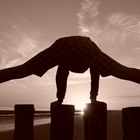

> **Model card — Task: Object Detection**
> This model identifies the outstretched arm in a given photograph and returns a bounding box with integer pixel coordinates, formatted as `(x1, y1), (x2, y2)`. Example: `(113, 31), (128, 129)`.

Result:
(90, 67), (100, 102)
(56, 65), (69, 103)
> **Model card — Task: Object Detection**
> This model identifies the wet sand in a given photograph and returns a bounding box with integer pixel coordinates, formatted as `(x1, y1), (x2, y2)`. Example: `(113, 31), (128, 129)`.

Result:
(0, 111), (122, 140)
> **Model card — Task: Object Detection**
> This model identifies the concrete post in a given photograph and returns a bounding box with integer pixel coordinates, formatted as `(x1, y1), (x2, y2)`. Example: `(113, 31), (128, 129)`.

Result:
(50, 103), (75, 140)
(13, 104), (34, 140)
(122, 107), (140, 140)
(83, 101), (107, 140)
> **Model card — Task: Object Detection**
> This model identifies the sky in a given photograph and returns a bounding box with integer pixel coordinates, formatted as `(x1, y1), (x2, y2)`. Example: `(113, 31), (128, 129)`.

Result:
(0, 0), (139, 110)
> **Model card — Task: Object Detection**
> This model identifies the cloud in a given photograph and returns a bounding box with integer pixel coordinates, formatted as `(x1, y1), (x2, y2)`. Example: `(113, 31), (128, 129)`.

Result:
(78, 0), (140, 42)
(0, 26), (41, 68)
(106, 12), (140, 35)
(77, 0), (140, 66)
(0, 1), (43, 68)
(77, 0), (101, 36)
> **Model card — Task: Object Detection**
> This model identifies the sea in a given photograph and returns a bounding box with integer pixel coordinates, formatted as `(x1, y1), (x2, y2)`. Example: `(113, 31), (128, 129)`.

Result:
(0, 110), (82, 132)
(0, 111), (51, 132)
(0, 110), (123, 140)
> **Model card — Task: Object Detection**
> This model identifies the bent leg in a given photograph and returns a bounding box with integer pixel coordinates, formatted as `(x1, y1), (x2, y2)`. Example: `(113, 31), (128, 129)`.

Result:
(111, 64), (140, 84)
(0, 64), (32, 83)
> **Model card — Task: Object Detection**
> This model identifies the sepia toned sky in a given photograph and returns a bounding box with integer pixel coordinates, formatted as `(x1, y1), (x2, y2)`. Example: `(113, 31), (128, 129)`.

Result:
(0, 0), (139, 110)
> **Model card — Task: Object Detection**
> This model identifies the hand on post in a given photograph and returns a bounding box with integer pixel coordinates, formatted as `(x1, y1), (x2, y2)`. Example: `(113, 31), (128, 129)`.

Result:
(90, 91), (97, 103)
(51, 98), (63, 106)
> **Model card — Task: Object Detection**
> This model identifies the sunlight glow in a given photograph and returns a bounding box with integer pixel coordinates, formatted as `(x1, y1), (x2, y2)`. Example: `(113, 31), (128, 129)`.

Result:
(74, 98), (89, 112)
(80, 110), (84, 115)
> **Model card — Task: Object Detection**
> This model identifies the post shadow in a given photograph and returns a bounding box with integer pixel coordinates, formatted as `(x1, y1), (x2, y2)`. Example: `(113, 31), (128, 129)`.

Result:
(50, 103), (75, 140)
(13, 104), (35, 140)
(83, 101), (107, 140)
(122, 107), (140, 140)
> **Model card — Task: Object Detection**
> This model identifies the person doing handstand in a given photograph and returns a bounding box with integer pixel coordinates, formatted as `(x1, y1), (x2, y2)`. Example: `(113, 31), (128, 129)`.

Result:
(0, 36), (139, 103)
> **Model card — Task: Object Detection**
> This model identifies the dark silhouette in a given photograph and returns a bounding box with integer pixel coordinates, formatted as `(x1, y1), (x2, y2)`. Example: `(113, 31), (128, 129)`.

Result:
(14, 104), (34, 140)
(84, 102), (107, 140)
(122, 107), (140, 140)
(0, 36), (139, 103)
(50, 103), (75, 140)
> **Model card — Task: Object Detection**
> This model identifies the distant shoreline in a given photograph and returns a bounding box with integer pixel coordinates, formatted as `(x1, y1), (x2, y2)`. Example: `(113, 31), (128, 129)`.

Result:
(0, 110), (50, 114)
(0, 111), (123, 140)
(0, 109), (122, 114)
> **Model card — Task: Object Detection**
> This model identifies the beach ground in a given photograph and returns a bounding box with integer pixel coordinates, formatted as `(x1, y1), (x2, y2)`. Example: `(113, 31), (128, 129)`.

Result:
(0, 111), (122, 140)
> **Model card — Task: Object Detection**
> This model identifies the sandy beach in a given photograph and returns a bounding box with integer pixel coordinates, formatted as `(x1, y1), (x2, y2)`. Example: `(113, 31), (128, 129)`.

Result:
(0, 124), (50, 140)
(0, 111), (122, 140)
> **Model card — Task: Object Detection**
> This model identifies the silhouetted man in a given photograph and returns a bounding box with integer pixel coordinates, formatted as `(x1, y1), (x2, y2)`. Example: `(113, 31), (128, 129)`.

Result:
(0, 36), (139, 103)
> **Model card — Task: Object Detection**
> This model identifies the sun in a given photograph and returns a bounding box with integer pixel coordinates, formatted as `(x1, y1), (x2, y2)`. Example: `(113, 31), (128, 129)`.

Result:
(73, 98), (90, 114)
(64, 90), (90, 114)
